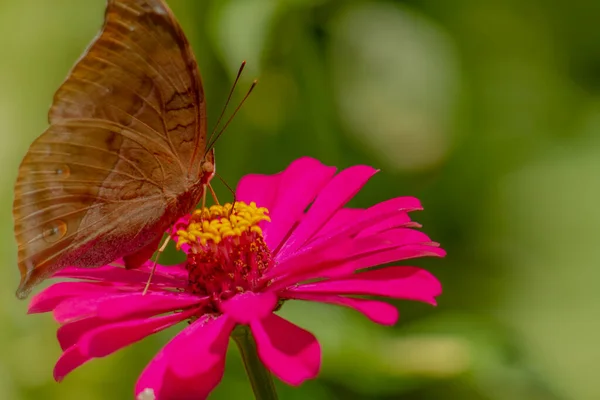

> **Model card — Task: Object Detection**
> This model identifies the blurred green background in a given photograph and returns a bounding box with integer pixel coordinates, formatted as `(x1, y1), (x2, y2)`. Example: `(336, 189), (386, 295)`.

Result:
(0, 0), (598, 399)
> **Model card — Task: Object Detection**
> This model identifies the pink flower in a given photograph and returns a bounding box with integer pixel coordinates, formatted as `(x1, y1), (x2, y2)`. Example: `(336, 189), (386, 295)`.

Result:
(28, 157), (445, 399)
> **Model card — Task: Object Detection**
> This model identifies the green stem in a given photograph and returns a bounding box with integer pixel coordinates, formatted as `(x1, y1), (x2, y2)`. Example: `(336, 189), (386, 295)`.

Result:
(232, 325), (279, 400)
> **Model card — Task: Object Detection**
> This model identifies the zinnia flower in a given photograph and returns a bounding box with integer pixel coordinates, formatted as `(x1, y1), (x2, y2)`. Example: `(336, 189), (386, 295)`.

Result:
(28, 157), (445, 399)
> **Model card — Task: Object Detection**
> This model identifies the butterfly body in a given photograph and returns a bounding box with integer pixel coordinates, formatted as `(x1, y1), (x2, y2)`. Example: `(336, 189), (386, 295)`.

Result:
(13, 0), (213, 298)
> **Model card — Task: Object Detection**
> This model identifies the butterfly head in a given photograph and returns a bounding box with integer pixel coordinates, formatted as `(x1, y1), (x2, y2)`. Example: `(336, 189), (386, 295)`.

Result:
(200, 148), (216, 185)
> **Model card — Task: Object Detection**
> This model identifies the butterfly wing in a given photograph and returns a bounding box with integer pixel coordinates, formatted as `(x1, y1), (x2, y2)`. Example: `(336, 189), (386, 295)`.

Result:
(50, 0), (208, 176)
(13, 0), (208, 298)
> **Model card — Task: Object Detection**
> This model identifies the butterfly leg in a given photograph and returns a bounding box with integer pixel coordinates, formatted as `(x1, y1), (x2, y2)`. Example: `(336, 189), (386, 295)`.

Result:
(208, 183), (220, 205)
(142, 234), (172, 295)
(199, 184), (208, 222)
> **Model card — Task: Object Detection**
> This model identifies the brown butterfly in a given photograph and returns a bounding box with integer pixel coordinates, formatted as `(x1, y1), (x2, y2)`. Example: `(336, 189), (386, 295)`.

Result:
(13, 0), (216, 299)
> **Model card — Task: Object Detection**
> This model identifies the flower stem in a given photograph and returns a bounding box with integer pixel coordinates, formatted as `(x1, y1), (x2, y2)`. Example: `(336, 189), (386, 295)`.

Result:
(232, 325), (278, 400)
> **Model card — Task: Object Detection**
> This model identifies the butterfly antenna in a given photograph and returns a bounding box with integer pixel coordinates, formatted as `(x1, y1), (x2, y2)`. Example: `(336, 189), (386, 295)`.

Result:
(215, 172), (237, 217)
(205, 79), (258, 156)
(207, 61), (247, 145)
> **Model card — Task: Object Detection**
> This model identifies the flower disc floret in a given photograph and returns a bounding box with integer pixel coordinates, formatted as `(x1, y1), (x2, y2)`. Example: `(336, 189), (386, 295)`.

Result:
(175, 202), (273, 299)
(176, 202), (270, 247)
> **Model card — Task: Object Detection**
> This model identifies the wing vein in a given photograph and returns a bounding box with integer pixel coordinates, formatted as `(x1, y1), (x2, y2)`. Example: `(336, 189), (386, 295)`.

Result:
(38, 139), (162, 186)
(15, 194), (163, 238)
(77, 57), (165, 119)
(19, 201), (146, 268)
(105, 104), (182, 177)
(56, 118), (178, 173)
(119, 14), (191, 97)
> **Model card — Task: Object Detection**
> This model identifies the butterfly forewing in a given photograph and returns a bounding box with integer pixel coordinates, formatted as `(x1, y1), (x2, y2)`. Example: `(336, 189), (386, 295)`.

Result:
(13, 0), (209, 298)
(51, 0), (207, 177)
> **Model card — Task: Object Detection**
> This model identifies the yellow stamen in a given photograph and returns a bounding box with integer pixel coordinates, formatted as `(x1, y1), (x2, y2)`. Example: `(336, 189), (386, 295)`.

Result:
(177, 202), (270, 248)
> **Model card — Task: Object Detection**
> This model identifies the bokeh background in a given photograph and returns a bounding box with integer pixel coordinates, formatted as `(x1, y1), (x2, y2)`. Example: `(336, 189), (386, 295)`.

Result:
(0, 0), (598, 399)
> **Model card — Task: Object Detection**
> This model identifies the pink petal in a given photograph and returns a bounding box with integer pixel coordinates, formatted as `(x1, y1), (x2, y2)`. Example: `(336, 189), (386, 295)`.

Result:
(276, 165), (378, 260)
(270, 196), (424, 269)
(135, 315), (233, 399)
(53, 290), (203, 325)
(284, 293), (399, 326)
(94, 292), (206, 320)
(54, 312), (190, 381)
(317, 244), (446, 280)
(261, 157), (337, 252)
(137, 262), (189, 281)
(54, 292), (206, 323)
(54, 345), (88, 381)
(314, 208), (363, 238)
(166, 315), (234, 378)
(356, 213), (418, 237)
(80, 311), (192, 358)
(54, 265), (185, 287)
(220, 291), (278, 324)
(58, 317), (104, 350)
(29, 282), (121, 314)
(236, 173), (283, 210)
(300, 228), (434, 267)
(317, 196), (423, 244)
(287, 266), (442, 305)
(310, 209), (419, 244)
(53, 293), (124, 324)
(270, 240), (445, 291)
(268, 228), (440, 288)
(140, 359), (225, 400)
(250, 313), (321, 386)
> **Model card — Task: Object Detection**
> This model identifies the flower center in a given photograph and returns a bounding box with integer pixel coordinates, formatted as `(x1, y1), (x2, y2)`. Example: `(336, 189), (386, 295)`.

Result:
(176, 202), (273, 302)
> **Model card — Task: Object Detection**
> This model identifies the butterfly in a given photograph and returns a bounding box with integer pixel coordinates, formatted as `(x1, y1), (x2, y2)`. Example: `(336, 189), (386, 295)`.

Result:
(13, 0), (216, 299)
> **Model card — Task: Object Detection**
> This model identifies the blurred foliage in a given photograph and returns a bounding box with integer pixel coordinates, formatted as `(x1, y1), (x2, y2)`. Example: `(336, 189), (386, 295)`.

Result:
(0, 0), (598, 399)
